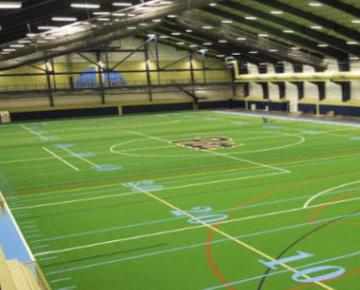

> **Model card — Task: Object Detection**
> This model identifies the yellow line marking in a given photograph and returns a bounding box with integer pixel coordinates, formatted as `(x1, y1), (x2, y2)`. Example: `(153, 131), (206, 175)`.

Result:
(128, 130), (290, 174)
(43, 147), (79, 171)
(132, 185), (335, 290)
(57, 145), (99, 168)
(33, 195), (360, 257)
(12, 172), (284, 211)
(304, 180), (360, 208)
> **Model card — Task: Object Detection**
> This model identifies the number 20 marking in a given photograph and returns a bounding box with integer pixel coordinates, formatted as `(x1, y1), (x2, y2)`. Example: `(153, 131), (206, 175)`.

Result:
(170, 206), (228, 224)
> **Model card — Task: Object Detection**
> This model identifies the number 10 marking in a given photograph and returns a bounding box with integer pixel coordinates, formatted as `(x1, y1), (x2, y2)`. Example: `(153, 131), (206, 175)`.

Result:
(259, 251), (345, 284)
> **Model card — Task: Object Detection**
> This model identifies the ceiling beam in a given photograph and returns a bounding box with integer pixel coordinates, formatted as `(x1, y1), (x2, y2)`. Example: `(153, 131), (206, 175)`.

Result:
(154, 26), (270, 65)
(254, 0), (360, 46)
(319, 0), (360, 19)
(202, 6), (342, 59)
(178, 11), (327, 69)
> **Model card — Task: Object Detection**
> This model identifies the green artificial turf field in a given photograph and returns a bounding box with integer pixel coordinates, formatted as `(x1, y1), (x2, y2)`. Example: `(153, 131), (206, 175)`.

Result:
(0, 110), (359, 290)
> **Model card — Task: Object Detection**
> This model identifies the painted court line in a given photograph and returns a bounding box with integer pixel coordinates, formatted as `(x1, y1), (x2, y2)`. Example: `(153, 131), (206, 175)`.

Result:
(11, 171), (284, 211)
(29, 193), (314, 243)
(128, 186), (335, 290)
(207, 149), (290, 174)
(35, 195), (360, 259)
(304, 179), (360, 208)
(45, 212), (360, 276)
(43, 147), (79, 171)
(57, 145), (99, 168)
(205, 250), (360, 290)
(0, 157), (53, 165)
(80, 184), (338, 290)
(9, 149), (359, 203)
(29, 185), (360, 244)
(38, 256), (58, 262)
(128, 130), (290, 174)
(54, 286), (77, 290)
(50, 277), (72, 284)
(20, 124), (47, 141)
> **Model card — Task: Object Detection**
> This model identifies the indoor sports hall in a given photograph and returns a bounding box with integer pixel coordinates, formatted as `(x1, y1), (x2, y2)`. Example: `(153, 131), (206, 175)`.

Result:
(0, 1), (359, 290)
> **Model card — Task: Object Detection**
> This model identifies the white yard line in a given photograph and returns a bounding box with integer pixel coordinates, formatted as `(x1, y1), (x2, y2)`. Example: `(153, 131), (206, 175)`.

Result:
(205, 250), (360, 290)
(20, 124), (47, 141)
(123, 184), (334, 290)
(207, 150), (290, 174)
(39, 186), (338, 290)
(57, 145), (99, 168)
(12, 170), (285, 212)
(0, 157), (53, 165)
(0, 190), (35, 262)
(303, 179), (360, 208)
(128, 130), (290, 174)
(42, 147), (79, 172)
(35, 194), (360, 263)
(28, 187), (360, 245)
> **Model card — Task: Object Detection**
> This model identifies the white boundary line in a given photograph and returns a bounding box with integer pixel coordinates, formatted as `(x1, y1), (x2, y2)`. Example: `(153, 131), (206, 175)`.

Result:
(0, 157), (53, 165)
(34, 194), (360, 259)
(303, 179), (360, 208)
(127, 130), (290, 174)
(20, 124), (47, 141)
(26, 186), (360, 244)
(206, 149), (290, 174)
(42, 147), (79, 171)
(44, 212), (360, 277)
(0, 190), (35, 262)
(127, 185), (334, 290)
(8, 149), (360, 203)
(57, 145), (99, 168)
(204, 250), (360, 290)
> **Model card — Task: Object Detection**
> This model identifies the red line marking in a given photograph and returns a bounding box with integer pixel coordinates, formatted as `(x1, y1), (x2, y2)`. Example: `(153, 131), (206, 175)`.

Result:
(205, 171), (359, 289)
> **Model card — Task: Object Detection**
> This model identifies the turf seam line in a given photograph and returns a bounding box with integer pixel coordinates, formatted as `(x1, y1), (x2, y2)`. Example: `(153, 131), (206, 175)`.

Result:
(42, 147), (79, 171)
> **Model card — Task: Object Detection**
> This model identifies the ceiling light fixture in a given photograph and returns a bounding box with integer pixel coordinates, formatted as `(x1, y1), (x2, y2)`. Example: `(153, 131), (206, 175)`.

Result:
(0, 2), (22, 9)
(52, 17), (77, 22)
(71, 3), (100, 9)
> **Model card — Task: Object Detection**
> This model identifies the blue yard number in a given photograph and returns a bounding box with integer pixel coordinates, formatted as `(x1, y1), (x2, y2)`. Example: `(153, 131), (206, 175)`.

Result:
(170, 206), (228, 224)
(259, 251), (345, 284)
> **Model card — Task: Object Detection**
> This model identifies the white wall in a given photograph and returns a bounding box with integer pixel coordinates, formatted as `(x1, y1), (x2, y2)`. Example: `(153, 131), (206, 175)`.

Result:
(325, 59), (342, 102)
(350, 60), (360, 102)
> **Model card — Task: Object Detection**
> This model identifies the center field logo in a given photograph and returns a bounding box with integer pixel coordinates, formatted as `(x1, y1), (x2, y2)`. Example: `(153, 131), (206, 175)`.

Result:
(173, 137), (235, 150)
